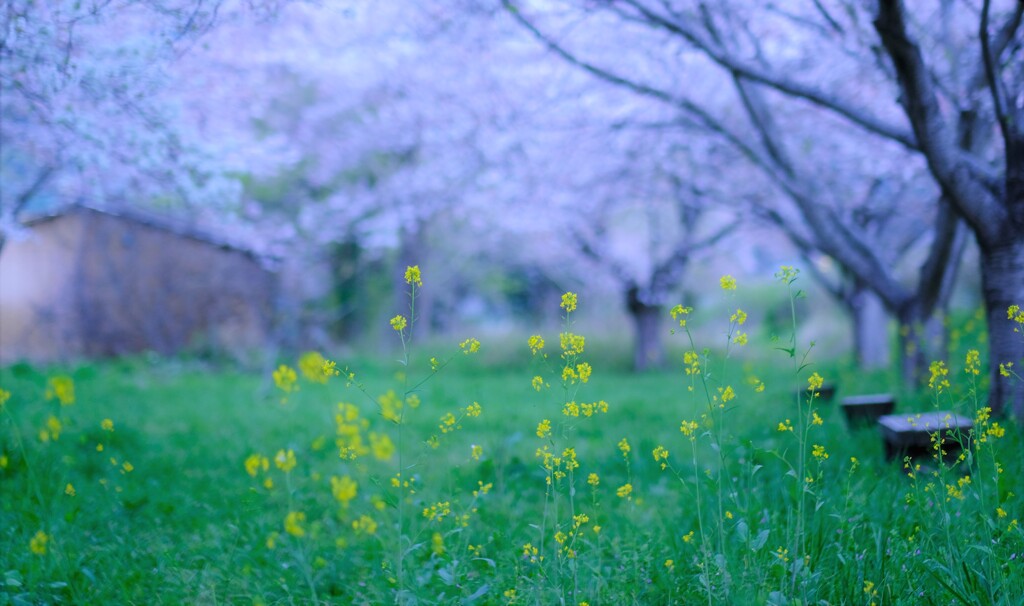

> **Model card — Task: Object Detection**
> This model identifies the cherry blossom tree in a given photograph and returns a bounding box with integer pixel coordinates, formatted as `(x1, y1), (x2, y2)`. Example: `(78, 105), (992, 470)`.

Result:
(503, 0), (1024, 416)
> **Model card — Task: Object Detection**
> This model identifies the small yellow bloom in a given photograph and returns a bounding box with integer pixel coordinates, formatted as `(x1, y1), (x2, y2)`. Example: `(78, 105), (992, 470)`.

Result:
(272, 365), (298, 394)
(560, 292), (578, 312)
(616, 483), (633, 498)
(528, 335), (545, 355)
(0, 387), (10, 409)
(536, 419), (552, 438)
(682, 531), (694, 543)
(576, 362), (592, 383)
(531, 375), (545, 391)
(101, 418), (114, 432)
(404, 265), (423, 287)
(664, 559), (674, 569)
(265, 532), (279, 549)
(587, 473), (600, 487)
(720, 275), (737, 291)
(29, 530), (49, 555)
(720, 385), (735, 403)
(330, 475), (357, 506)
(812, 444), (829, 461)
(274, 449), (297, 473)
(778, 419), (794, 432)
(390, 315), (408, 332)
(460, 338), (481, 354)
(45, 376), (75, 406)
(471, 444), (483, 460)
(64, 483), (76, 497)
(284, 511), (306, 537)
(618, 438), (631, 456)
(807, 372), (824, 392)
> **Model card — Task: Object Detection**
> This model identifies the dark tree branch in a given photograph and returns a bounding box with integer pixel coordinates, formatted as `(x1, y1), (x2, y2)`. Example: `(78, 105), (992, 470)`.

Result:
(981, 0), (1011, 147)
(619, 0), (920, 150)
(874, 0), (1006, 245)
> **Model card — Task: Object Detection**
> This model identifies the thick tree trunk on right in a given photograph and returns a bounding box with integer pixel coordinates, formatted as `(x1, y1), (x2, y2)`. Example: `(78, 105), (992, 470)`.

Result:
(626, 286), (665, 371)
(979, 238), (1024, 419)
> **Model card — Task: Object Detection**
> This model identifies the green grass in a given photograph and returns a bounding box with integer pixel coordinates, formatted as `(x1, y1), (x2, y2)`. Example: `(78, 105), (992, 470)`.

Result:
(2, 310), (1023, 604)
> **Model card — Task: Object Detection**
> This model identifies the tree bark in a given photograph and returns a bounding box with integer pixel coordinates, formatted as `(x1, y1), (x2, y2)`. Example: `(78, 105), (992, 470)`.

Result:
(626, 286), (665, 371)
(979, 238), (1024, 419)
(849, 286), (890, 370)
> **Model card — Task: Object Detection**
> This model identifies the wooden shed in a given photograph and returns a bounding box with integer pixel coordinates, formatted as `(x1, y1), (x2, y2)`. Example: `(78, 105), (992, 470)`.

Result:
(0, 204), (275, 364)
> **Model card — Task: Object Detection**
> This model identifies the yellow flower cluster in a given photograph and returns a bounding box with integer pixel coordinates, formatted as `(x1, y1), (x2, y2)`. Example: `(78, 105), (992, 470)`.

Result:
(928, 361), (950, 392)
(680, 420), (699, 439)
(720, 275), (737, 291)
(45, 376), (75, 406)
(284, 511), (306, 537)
(965, 349), (981, 376)
(616, 483), (633, 499)
(528, 335), (545, 355)
(352, 515), (377, 535)
(683, 351), (700, 376)
(390, 315), (408, 332)
(298, 351), (328, 383)
(330, 475), (357, 506)
(274, 449), (297, 473)
(559, 332), (586, 357)
(404, 265), (422, 287)
(670, 304), (693, 327)
(775, 265), (799, 284)
(536, 419), (552, 438)
(617, 438), (631, 456)
(30, 530), (49, 555)
(562, 400), (609, 418)
(423, 501), (452, 522)
(652, 445), (669, 470)
(336, 402), (370, 459)
(560, 291), (578, 313)
(272, 365), (298, 400)
(812, 444), (829, 461)
(460, 338), (481, 354)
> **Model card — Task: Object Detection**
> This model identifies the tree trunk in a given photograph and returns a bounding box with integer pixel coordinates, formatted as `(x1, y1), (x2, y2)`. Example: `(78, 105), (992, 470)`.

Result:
(979, 238), (1024, 419)
(849, 287), (890, 370)
(626, 286), (665, 371)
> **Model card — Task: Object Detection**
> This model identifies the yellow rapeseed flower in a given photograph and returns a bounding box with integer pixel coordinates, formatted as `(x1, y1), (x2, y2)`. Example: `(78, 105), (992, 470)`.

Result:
(536, 419), (552, 438)
(618, 438), (631, 456)
(330, 475), (357, 506)
(616, 483), (633, 498)
(0, 387), (10, 409)
(284, 511), (306, 537)
(720, 386), (735, 403)
(528, 335), (545, 355)
(274, 449), (297, 473)
(560, 291), (578, 312)
(720, 275), (737, 291)
(404, 265), (423, 287)
(471, 444), (483, 460)
(298, 351), (328, 383)
(531, 375), (545, 391)
(45, 376), (75, 406)
(576, 362), (592, 383)
(370, 432), (395, 460)
(390, 315), (408, 332)
(965, 349), (981, 376)
(812, 444), (829, 461)
(460, 338), (481, 354)
(587, 473), (600, 487)
(29, 530), (49, 555)
(64, 483), (76, 497)
(273, 365), (298, 396)
(101, 418), (114, 432)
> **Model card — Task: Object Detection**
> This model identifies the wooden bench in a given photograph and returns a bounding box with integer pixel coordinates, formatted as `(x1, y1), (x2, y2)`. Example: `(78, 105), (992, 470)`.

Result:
(878, 411), (973, 463)
(840, 393), (895, 428)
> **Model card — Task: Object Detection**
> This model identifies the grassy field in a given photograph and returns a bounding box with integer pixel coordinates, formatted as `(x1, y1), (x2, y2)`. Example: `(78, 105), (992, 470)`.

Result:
(2, 280), (1023, 605)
